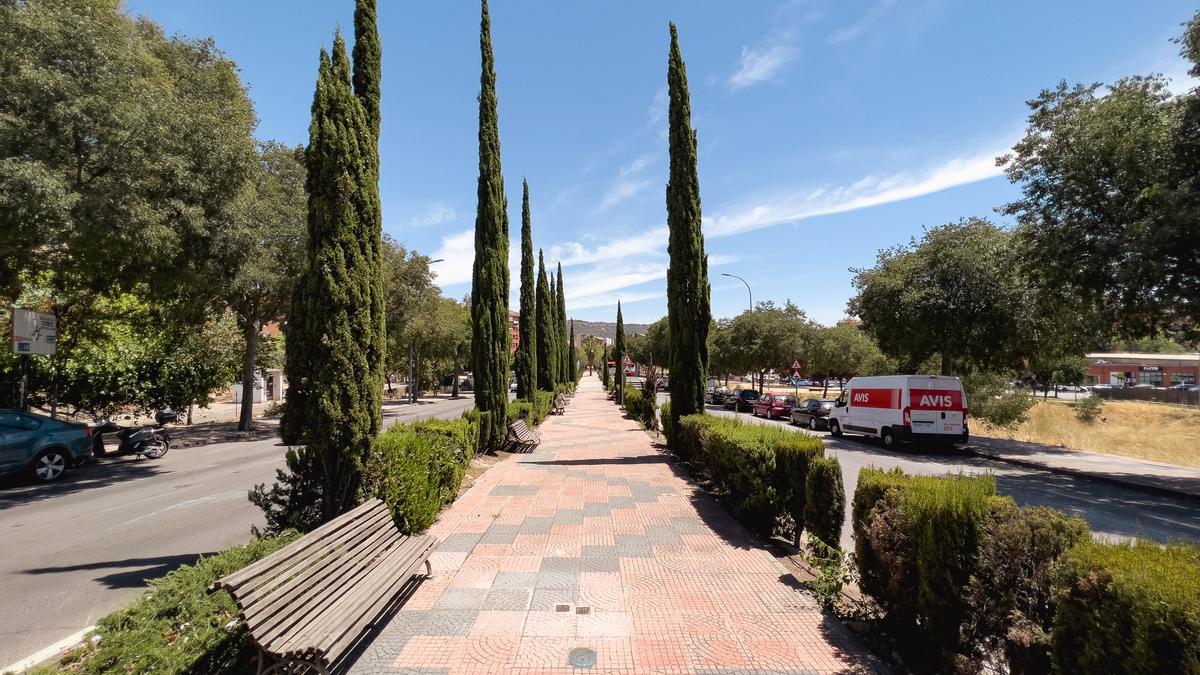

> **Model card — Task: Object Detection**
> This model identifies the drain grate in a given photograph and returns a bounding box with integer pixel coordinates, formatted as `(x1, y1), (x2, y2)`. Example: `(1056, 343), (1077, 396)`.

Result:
(568, 646), (597, 669)
(575, 606), (591, 615)
(555, 604), (571, 613)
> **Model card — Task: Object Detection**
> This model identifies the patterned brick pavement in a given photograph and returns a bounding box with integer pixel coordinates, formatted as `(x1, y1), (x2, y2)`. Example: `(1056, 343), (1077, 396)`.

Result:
(347, 376), (883, 675)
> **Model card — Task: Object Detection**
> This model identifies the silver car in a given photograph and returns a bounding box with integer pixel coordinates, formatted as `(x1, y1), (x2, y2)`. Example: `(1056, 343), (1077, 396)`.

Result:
(0, 410), (93, 482)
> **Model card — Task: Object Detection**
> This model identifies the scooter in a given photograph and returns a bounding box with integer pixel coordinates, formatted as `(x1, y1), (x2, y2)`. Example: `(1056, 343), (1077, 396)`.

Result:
(92, 410), (175, 459)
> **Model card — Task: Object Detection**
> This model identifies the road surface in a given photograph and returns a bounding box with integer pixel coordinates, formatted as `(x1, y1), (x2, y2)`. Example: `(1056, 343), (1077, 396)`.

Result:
(659, 393), (1200, 549)
(0, 395), (474, 668)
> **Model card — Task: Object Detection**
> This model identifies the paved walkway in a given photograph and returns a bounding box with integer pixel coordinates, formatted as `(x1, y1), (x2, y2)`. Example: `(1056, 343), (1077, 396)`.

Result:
(349, 376), (880, 674)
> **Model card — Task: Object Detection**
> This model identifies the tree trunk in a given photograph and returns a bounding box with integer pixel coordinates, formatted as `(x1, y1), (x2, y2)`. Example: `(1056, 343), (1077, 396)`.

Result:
(414, 350), (421, 403)
(940, 353), (952, 376)
(452, 363), (461, 398)
(187, 402), (194, 425)
(407, 343), (415, 404)
(239, 318), (259, 431)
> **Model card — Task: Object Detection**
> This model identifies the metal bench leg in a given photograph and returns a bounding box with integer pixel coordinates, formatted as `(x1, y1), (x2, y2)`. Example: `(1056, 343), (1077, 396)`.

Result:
(424, 559), (432, 577)
(260, 658), (329, 675)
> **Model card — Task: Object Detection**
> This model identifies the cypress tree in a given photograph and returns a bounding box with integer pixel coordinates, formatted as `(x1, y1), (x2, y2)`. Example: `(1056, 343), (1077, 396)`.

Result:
(352, 0), (384, 436)
(515, 179), (537, 400)
(281, 33), (377, 521)
(665, 23), (711, 435)
(568, 319), (577, 382)
(600, 344), (609, 388)
(555, 262), (569, 384)
(535, 250), (554, 391)
(547, 271), (559, 387)
(470, 0), (510, 450)
(614, 301), (626, 394)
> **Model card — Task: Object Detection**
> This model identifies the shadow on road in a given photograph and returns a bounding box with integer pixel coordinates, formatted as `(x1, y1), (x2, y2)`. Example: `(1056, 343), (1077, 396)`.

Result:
(21, 552), (216, 589)
(0, 458), (170, 510)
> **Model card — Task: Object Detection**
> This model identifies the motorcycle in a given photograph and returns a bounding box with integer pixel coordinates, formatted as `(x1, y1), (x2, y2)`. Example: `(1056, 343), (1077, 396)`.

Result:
(92, 410), (175, 460)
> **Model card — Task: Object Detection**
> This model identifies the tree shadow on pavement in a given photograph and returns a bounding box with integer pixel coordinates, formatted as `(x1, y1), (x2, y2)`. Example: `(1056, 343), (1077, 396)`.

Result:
(0, 458), (168, 511)
(22, 552), (215, 589)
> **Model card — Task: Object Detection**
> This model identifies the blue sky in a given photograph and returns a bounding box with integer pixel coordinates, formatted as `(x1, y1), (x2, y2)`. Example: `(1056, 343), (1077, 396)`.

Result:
(125, 0), (1198, 325)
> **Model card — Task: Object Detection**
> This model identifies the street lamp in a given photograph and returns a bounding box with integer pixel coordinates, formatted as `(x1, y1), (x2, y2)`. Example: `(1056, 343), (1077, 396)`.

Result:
(721, 273), (753, 311)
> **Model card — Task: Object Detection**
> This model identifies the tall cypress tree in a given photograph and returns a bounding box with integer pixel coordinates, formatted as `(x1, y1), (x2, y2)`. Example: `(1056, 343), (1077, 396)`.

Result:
(548, 271), (560, 387)
(280, 33), (377, 521)
(568, 319), (577, 382)
(352, 0), (384, 436)
(665, 23), (711, 435)
(470, 0), (510, 450)
(555, 262), (569, 384)
(600, 344), (609, 388)
(614, 301), (626, 394)
(515, 179), (537, 400)
(535, 251), (554, 391)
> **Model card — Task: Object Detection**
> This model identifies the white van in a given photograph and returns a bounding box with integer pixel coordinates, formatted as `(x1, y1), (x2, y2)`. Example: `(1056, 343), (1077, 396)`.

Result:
(828, 375), (968, 447)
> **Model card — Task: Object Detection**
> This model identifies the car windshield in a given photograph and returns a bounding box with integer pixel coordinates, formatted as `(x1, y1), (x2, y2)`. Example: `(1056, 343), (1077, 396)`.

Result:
(781, 397), (796, 404)
(743, 391), (759, 399)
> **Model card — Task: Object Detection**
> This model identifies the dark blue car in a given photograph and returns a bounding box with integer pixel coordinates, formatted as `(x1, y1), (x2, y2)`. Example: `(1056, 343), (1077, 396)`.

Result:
(0, 409), (93, 482)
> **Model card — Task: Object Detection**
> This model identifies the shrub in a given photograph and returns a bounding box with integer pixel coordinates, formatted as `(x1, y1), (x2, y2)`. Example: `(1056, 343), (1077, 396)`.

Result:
(1072, 395), (1103, 423)
(853, 467), (996, 667)
(365, 418), (476, 533)
(1051, 540), (1200, 675)
(961, 499), (1089, 674)
(964, 371), (1036, 429)
(773, 435), (825, 544)
(660, 400), (673, 446)
(248, 447), (326, 534)
(623, 384), (658, 431)
(803, 456), (845, 551)
(55, 534), (298, 674)
(505, 390), (555, 428)
(677, 414), (722, 463)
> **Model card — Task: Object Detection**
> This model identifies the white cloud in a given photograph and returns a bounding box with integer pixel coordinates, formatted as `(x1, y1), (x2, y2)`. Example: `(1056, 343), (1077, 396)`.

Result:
(409, 202), (457, 229)
(827, 0), (896, 45)
(548, 227), (668, 268)
(728, 39), (798, 90)
(705, 146), (1009, 237)
(568, 289), (665, 311)
(647, 87), (668, 126)
(429, 229), (475, 287)
(620, 153), (657, 177)
(597, 179), (653, 211)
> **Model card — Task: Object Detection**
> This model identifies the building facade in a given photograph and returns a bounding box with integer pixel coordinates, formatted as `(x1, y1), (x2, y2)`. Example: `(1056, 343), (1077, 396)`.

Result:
(1085, 352), (1200, 387)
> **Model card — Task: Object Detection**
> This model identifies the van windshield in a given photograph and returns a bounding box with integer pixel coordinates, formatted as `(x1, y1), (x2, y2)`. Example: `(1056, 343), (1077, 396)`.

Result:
(835, 391), (849, 407)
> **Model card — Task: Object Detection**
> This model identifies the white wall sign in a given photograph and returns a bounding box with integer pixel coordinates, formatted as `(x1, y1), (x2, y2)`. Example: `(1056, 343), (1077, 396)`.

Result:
(12, 309), (56, 355)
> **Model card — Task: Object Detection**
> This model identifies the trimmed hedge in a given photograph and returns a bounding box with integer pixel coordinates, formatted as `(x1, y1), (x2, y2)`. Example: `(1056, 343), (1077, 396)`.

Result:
(1051, 540), (1200, 675)
(853, 467), (996, 666)
(51, 534), (298, 675)
(660, 401), (673, 446)
(802, 456), (845, 549)
(623, 384), (658, 431)
(507, 390), (554, 427)
(773, 435), (825, 544)
(676, 414), (724, 464)
(365, 417), (477, 533)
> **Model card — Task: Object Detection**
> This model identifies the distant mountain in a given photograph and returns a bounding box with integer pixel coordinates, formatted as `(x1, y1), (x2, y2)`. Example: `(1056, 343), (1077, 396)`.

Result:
(570, 319), (651, 342)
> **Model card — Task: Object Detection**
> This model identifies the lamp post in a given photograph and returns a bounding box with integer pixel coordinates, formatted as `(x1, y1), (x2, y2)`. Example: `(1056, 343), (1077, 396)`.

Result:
(720, 273), (752, 312)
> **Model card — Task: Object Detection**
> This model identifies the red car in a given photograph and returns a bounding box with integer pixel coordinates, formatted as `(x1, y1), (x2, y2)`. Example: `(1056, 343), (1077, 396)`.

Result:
(752, 393), (796, 420)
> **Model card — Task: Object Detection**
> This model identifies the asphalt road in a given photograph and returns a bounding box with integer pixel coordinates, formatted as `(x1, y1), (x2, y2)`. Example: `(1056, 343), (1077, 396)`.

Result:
(658, 392), (1200, 550)
(0, 395), (476, 668)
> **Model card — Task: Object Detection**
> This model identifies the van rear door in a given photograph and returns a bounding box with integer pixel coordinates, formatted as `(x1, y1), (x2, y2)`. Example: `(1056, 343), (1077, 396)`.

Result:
(906, 376), (966, 436)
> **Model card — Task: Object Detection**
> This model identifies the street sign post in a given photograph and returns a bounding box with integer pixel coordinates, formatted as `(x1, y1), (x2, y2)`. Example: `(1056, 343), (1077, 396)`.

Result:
(12, 309), (56, 411)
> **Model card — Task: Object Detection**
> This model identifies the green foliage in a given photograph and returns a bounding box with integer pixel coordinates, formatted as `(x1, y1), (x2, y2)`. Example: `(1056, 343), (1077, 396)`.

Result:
(1051, 540), (1200, 675)
(963, 372), (1037, 429)
(1072, 395), (1103, 423)
(364, 417), (476, 533)
(249, 447), (327, 534)
(660, 400), (674, 446)
(676, 413), (723, 463)
(803, 456), (845, 551)
(853, 467), (997, 666)
(773, 435), (825, 544)
(623, 384), (658, 431)
(710, 301), (812, 389)
(804, 535), (855, 611)
(961, 499), (1090, 674)
(507, 390), (555, 427)
(54, 534), (298, 675)
(468, 0), (510, 451)
(665, 23), (712, 438)
(535, 252), (555, 391)
(599, 345), (610, 388)
(806, 322), (888, 389)
(516, 180), (537, 400)
(568, 320), (578, 382)
(556, 264), (569, 385)
(279, 34), (380, 521)
(614, 302), (626, 393)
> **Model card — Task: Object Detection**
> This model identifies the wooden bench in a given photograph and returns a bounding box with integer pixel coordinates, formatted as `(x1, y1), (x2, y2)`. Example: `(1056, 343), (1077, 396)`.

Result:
(552, 393), (567, 415)
(505, 418), (540, 452)
(208, 499), (435, 675)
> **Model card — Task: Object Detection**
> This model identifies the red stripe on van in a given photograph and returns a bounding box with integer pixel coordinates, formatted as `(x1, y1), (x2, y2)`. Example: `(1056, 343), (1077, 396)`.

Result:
(849, 388), (900, 409)
(910, 389), (965, 411)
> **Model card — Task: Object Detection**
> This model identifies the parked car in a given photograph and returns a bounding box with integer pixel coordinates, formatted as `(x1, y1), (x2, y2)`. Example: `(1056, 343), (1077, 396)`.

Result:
(657, 375), (669, 391)
(723, 389), (760, 412)
(790, 398), (836, 430)
(1169, 382), (1198, 390)
(752, 393), (796, 419)
(708, 386), (730, 405)
(1056, 384), (1087, 393)
(0, 409), (93, 482)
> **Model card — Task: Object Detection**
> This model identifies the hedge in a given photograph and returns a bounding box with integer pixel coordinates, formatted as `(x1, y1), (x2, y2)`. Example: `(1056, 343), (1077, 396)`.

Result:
(47, 534), (298, 675)
(773, 435), (825, 544)
(1051, 540), (1200, 675)
(853, 467), (996, 667)
(802, 456), (845, 550)
(507, 390), (554, 427)
(365, 416), (477, 533)
(623, 384), (658, 431)
(660, 400), (673, 447)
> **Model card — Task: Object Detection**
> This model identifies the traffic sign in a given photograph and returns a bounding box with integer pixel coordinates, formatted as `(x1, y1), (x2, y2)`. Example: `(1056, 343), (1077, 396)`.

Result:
(12, 309), (56, 355)
(790, 360), (801, 372)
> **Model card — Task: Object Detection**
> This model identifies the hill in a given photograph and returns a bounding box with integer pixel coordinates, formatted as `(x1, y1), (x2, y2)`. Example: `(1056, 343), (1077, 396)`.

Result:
(570, 319), (652, 342)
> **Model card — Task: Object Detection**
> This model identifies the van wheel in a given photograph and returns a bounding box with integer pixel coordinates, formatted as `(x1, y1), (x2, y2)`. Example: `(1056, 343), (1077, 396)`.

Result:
(881, 427), (897, 448)
(829, 420), (843, 438)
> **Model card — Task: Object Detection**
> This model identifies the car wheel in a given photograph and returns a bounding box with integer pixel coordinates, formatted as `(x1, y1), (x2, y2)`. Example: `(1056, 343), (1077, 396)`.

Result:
(809, 417), (818, 431)
(829, 420), (843, 438)
(31, 449), (69, 482)
(881, 427), (896, 448)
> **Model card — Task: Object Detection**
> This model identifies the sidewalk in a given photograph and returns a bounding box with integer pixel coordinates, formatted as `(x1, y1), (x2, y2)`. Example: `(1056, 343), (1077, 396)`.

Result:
(967, 436), (1200, 503)
(348, 376), (881, 674)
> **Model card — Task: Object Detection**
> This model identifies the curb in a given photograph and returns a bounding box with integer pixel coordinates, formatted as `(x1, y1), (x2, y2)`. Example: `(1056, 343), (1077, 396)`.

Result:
(962, 446), (1200, 505)
(1, 625), (93, 674)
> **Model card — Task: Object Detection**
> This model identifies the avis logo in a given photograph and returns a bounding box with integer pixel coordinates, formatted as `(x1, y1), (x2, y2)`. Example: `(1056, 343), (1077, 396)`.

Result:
(919, 395), (953, 407)
(853, 393), (870, 403)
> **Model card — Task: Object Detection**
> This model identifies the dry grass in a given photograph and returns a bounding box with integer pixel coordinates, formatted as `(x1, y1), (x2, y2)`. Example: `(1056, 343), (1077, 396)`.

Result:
(975, 399), (1200, 468)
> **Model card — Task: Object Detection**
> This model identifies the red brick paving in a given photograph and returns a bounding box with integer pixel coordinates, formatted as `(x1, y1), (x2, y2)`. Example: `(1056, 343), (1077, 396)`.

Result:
(351, 376), (882, 674)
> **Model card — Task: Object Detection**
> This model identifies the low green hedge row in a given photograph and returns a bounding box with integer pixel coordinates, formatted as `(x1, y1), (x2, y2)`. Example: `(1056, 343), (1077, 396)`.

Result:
(623, 384), (658, 431)
(506, 390), (555, 427)
(44, 534), (298, 675)
(364, 416), (477, 533)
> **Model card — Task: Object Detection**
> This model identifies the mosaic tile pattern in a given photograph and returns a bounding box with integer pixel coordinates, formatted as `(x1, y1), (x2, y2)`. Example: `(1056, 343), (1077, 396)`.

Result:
(347, 378), (883, 674)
